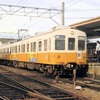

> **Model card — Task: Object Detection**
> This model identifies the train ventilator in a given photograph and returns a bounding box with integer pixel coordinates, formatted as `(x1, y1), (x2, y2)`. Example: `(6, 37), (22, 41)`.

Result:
(0, 26), (88, 77)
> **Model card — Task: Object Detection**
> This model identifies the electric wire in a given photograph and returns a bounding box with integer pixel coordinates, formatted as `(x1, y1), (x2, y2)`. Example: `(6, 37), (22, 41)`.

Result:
(0, 0), (27, 38)
(0, 0), (99, 38)
(65, 0), (82, 9)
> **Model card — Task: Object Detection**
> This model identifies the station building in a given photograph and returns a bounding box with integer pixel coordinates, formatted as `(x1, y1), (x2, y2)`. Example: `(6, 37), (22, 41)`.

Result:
(70, 16), (100, 79)
(0, 38), (17, 45)
(70, 17), (100, 38)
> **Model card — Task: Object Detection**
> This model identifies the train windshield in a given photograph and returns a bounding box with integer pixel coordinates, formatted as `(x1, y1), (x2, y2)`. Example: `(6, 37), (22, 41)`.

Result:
(68, 38), (75, 50)
(78, 36), (85, 50)
(55, 35), (65, 50)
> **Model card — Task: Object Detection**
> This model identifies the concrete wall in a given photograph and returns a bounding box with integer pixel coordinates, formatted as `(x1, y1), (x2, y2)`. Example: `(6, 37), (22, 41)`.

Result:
(88, 63), (100, 80)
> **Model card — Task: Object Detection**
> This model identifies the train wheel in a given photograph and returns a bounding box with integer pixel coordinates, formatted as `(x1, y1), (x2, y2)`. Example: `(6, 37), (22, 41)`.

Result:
(6, 61), (10, 66)
(39, 66), (44, 73)
(13, 61), (18, 68)
(52, 68), (57, 76)
(43, 70), (47, 75)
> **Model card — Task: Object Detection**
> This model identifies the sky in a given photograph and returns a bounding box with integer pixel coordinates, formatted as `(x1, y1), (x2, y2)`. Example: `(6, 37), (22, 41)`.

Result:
(0, 0), (100, 38)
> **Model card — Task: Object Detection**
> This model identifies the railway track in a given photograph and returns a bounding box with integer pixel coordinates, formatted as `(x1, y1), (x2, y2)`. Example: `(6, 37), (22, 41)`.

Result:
(41, 72), (100, 92)
(59, 77), (100, 91)
(84, 78), (100, 85)
(0, 67), (90, 100)
(0, 73), (50, 100)
(0, 80), (35, 100)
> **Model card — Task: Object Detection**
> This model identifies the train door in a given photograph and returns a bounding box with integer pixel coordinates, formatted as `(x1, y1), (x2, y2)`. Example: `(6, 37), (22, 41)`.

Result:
(77, 36), (86, 63)
(87, 42), (96, 62)
(67, 37), (76, 63)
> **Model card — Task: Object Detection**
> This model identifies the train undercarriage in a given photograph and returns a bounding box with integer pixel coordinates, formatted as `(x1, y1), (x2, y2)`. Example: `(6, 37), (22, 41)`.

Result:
(0, 59), (88, 78)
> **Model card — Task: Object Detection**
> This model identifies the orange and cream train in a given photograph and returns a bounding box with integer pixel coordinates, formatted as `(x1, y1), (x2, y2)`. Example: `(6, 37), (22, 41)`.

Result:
(0, 26), (88, 76)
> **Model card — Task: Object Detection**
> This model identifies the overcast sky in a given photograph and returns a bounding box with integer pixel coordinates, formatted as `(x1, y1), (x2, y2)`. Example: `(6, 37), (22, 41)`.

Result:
(0, 0), (100, 38)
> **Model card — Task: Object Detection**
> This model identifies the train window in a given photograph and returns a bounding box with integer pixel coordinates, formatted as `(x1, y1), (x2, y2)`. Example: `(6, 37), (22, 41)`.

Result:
(14, 46), (17, 53)
(11, 47), (13, 53)
(11, 47), (14, 53)
(3, 49), (4, 53)
(6, 48), (8, 53)
(68, 38), (75, 50)
(13, 47), (14, 53)
(21, 44), (25, 53)
(55, 35), (65, 50)
(49, 38), (51, 51)
(38, 41), (42, 51)
(0, 49), (1, 53)
(78, 36), (85, 50)
(12, 47), (14, 53)
(0, 49), (1, 54)
(10, 47), (11, 53)
(5, 48), (7, 53)
(44, 40), (47, 51)
(18, 45), (20, 53)
(87, 43), (96, 55)
(55, 35), (65, 39)
(7, 48), (9, 53)
(27, 43), (29, 52)
(3, 49), (5, 53)
(13, 46), (15, 53)
(30, 42), (33, 52)
(33, 42), (36, 52)
(5, 48), (6, 53)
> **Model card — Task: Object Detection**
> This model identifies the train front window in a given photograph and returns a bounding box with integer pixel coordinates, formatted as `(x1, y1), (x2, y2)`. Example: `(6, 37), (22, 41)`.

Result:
(78, 36), (85, 50)
(68, 38), (75, 50)
(55, 35), (65, 50)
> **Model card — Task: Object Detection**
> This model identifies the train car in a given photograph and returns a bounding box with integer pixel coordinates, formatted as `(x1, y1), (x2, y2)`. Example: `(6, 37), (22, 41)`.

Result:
(0, 26), (88, 77)
(87, 41), (97, 62)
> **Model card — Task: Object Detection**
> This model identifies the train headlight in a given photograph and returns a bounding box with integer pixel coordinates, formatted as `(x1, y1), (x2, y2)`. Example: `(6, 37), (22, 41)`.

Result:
(70, 64), (74, 68)
(66, 64), (74, 69)
(66, 64), (70, 68)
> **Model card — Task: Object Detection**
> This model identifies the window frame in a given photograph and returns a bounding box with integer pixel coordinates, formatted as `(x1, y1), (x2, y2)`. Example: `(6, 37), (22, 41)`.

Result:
(55, 35), (65, 50)
(44, 39), (47, 51)
(68, 38), (75, 50)
(38, 41), (42, 51)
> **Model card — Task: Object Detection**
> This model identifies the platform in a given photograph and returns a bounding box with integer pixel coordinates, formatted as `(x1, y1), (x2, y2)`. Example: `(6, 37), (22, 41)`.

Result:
(88, 63), (100, 80)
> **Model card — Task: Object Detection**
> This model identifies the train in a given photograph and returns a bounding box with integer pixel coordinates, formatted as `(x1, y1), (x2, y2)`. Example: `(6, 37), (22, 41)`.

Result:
(87, 41), (97, 62)
(0, 26), (88, 77)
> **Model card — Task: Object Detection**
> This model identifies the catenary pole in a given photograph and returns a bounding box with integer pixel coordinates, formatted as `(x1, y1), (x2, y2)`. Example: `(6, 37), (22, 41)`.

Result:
(61, 2), (65, 25)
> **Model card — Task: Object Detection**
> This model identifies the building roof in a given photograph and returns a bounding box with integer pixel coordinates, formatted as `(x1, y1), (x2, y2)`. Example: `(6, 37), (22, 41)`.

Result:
(0, 38), (17, 45)
(70, 17), (100, 39)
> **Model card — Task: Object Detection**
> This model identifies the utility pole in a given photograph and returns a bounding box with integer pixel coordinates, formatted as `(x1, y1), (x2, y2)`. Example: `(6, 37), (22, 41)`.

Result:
(61, 2), (65, 25)
(18, 29), (20, 39)
(18, 29), (28, 40)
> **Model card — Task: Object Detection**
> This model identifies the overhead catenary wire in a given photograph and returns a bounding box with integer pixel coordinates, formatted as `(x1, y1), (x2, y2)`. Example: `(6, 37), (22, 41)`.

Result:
(0, 0), (28, 38)
(65, 17), (96, 19)
(0, 1), (99, 39)
(65, 9), (100, 11)
(0, 0), (28, 26)
(65, 0), (82, 9)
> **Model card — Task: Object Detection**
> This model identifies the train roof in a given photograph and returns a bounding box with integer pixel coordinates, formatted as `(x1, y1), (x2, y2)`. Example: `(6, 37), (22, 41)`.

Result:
(0, 26), (85, 46)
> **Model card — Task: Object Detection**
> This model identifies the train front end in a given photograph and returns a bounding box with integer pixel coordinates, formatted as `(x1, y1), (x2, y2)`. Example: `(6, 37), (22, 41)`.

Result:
(51, 28), (88, 76)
